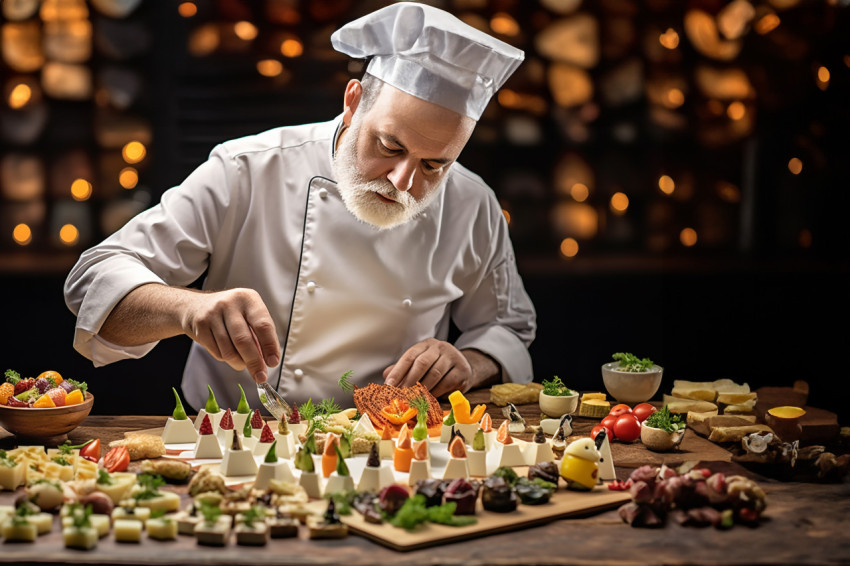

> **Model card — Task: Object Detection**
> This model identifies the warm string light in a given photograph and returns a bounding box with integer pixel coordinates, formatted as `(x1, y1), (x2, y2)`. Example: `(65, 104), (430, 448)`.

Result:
(13, 223), (32, 246)
(680, 227), (698, 247)
(70, 178), (92, 201)
(658, 175), (675, 195)
(610, 192), (629, 214)
(257, 59), (283, 77)
(560, 237), (579, 258)
(59, 224), (79, 246)
(570, 183), (589, 202)
(788, 157), (803, 175)
(234, 21), (258, 41)
(659, 28), (680, 49)
(122, 141), (146, 164)
(178, 2), (197, 18)
(8, 84), (32, 109)
(119, 167), (138, 189)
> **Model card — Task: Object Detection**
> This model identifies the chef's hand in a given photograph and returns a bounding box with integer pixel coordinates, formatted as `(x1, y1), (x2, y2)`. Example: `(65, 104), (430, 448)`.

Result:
(382, 339), (500, 398)
(181, 288), (280, 383)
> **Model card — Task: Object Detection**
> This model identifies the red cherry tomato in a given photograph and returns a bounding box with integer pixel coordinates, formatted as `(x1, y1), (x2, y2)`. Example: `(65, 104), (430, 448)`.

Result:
(79, 439), (101, 463)
(591, 424), (608, 440)
(609, 404), (632, 417)
(601, 414), (618, 430)
(613, 413), (641, 442)
(103, 446), (130, 472)
(632, 403), (657, 423)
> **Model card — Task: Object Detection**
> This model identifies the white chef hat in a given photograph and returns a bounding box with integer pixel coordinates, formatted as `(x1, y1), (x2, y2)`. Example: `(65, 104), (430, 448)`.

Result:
(330, 2), (524, 121)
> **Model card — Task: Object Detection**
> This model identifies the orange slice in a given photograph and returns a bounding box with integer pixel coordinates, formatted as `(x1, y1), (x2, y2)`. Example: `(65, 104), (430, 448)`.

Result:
(396, 424), (412, 450)
(496, 419), (513, 445)
(448, 436), (467, 459)
(321, 433), (339, 478)
(412, 440), (428, 461)
(33, 394), (56, 408)
(65, 389), (84, 405)
(380, 423), (395, 440)
(480, 413), (493, 433)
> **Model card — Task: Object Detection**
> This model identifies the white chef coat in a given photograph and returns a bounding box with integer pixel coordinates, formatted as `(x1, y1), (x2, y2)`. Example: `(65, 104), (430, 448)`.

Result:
(64, 117), (537, 412)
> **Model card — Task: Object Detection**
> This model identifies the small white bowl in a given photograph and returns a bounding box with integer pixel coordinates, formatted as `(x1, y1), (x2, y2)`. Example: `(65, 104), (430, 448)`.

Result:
(601, 362), (663, 404)
(641, 421), (685, 452)
(538, 391), (579, 418)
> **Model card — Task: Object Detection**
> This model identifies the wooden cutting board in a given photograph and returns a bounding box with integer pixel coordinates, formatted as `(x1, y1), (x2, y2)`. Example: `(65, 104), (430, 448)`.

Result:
(340, 483), (630, 551)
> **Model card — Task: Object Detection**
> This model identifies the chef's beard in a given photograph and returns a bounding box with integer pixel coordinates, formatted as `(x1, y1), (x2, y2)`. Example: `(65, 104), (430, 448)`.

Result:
(332, 118), (443, 230)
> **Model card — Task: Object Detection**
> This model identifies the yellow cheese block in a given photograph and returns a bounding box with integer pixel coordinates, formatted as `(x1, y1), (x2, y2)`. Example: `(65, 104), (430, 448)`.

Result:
(716, 392), (757, 406)
(663, 394), (718, 414)
(578, 398), (610, 418)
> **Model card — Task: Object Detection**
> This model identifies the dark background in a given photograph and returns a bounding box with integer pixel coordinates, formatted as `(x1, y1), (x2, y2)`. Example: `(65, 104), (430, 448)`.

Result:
(1, 1), (848, 422)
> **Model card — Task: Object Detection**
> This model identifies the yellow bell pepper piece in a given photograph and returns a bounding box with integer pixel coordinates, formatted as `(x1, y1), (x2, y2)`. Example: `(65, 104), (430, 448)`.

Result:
(448, 391), (486, 425)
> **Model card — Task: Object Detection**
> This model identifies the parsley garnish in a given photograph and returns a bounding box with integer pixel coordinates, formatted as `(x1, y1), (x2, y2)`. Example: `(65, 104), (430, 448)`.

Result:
(541, 375), (576, 396)
(612, 352), (655, 372)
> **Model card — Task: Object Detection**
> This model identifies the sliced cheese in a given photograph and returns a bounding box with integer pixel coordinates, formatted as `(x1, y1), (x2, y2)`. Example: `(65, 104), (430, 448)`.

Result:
(671, 386), (717, 402)
(716, 392), (757, 406)
(712, 379), (750, 394)
(663, 394), (718, 414)
(687, 412), (756, 437)
(580, 392), (607, 401)
(708, 424), (773, 443)
(723, 403), (756, 415)
(685, 410), (721, 437)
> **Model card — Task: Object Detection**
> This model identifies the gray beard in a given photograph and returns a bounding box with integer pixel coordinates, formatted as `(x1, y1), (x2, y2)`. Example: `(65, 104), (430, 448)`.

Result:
(331, 120), (443, 230)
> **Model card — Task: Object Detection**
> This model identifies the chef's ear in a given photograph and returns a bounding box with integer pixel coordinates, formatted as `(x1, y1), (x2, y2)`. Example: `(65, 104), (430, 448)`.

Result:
(342, 79), (363, 127)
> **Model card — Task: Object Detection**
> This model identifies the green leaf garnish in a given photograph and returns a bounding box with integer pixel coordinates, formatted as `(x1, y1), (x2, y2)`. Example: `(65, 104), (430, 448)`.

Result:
(612, 352), (654, 372)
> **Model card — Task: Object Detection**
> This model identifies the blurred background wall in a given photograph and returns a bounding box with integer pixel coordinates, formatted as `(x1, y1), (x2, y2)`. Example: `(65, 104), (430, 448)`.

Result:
(1, 0), (848, 420)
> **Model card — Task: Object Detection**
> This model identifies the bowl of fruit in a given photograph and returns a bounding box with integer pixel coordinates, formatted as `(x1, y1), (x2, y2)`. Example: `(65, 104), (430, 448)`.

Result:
(0, 369), (94, 443)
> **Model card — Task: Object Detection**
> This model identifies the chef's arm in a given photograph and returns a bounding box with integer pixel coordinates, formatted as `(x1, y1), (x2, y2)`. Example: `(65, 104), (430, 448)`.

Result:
(461, 348), (501, 389)
(99, 283), (280, 383)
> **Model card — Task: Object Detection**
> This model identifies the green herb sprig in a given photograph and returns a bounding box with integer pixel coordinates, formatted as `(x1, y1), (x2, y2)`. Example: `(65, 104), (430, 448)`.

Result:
(389, 495), (477, 530)
(134, 473), (166, 501)
(337, 370), (354, 392)
(612, 352), (655, 372)
(644, 405), (685, 434)
(541, 376), (576, 397)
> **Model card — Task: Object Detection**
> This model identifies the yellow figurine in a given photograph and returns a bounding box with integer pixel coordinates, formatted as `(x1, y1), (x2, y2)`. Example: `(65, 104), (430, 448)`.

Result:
(559, 438), (601, 491)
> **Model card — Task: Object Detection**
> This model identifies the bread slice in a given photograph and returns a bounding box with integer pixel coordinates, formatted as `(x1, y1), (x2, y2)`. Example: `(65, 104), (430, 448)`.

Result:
(723, 402), (756, 415)
(685, 410), (721, 436)
(708, 424), (773, 443)
(663, 394), (718, 414)
(688, 413), (758, 437)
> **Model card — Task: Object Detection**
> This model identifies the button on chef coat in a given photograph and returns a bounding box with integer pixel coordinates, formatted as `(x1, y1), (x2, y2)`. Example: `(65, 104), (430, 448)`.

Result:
(64, 117), (537, 412)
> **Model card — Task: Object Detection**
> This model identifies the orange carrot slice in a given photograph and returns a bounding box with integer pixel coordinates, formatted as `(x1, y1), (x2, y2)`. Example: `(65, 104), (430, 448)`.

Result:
(496, 419), (513, 445)
(393, 426), (414, 472)
(480, 413), (493, 433)
(412, 440), (428, 461)
(448, 436), (467, 458)
(321, 433), (339, 478)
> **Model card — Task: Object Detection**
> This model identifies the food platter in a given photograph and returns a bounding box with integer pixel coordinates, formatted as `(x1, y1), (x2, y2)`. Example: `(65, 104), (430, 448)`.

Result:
(340, 478), (630, 551)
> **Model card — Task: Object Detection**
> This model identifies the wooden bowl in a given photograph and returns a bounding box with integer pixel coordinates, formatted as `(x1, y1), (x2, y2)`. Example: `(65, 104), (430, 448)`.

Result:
(0, 392), (94, 444)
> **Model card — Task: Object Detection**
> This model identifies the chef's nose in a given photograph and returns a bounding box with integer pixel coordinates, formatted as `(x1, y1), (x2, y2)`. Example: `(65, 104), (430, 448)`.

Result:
(386, 157), (416, 193)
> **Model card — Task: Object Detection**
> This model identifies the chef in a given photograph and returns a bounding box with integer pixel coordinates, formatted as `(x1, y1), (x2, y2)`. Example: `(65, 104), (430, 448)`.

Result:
(64, 2), (537, 412)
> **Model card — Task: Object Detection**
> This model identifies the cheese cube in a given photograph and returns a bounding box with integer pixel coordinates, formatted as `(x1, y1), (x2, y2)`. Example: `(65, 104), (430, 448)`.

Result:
(0, 460), (25, 491)
(1, 520), (38, 541)
(135, 491), (181, 513)
(63, 526), (99, 550)
(112, 505), (151, 524)
(62, 514), (111, 537)
(146, 517), (179, 540)
(113, 519), (143, 542)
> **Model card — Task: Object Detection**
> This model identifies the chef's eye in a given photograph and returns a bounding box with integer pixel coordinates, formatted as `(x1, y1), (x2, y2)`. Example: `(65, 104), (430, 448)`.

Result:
(377, 139), (400, 155)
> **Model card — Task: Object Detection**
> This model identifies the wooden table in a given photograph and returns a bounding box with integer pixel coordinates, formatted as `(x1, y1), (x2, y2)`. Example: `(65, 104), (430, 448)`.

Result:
(1, 391), (849, 565)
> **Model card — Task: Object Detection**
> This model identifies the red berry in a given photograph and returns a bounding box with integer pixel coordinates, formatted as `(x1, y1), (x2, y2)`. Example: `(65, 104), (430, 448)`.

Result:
(251, 408), (263, 429)
(199, 414), (213, 435)
(288, 404), (300, 424)
(259, 423), (274, 443)
(6, 396), (28, 407)
(14, 378), (35, 396)
(219, 408), (233, 430)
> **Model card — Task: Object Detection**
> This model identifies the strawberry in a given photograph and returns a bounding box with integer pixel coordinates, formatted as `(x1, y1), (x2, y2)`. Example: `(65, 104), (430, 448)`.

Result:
(0, 382), (13, 405)
(199, 414), (213, 435)
(219, 408), (233, 430)
(45, 387), (67, 407)
(250, 409), (263, 429)
(14, 378), (35, 396)
(259, 423), (274, 443)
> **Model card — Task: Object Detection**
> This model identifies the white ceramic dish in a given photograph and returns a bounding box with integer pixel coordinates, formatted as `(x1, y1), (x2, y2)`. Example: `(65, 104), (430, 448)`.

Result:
(601, 362), (663, 404)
